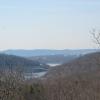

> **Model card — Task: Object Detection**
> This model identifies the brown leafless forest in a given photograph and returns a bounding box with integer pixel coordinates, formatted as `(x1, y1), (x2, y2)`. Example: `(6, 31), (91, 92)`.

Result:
(0, 63), (100, 100)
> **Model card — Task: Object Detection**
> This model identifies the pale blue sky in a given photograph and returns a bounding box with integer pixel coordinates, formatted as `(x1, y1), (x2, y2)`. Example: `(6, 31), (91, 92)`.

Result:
(0, 0), (100, 50)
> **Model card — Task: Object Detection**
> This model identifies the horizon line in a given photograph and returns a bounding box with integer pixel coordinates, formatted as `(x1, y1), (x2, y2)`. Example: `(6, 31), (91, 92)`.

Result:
(0, 48), (99, 51)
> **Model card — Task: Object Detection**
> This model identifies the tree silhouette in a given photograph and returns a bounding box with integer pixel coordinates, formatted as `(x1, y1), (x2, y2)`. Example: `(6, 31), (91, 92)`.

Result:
(91, 29), (100, 47)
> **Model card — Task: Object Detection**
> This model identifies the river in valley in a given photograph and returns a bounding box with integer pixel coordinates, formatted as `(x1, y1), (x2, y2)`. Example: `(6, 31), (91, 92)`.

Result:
(25, 63), (61, 79)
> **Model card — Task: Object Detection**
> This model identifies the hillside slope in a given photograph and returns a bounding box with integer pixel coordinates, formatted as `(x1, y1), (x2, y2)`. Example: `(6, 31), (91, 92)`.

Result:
(0, 54), (48, 73)
(46, 52), (100, 77)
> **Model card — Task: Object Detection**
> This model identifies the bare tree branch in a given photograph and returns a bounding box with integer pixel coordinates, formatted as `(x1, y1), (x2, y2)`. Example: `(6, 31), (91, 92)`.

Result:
(90, 29), (100, 47)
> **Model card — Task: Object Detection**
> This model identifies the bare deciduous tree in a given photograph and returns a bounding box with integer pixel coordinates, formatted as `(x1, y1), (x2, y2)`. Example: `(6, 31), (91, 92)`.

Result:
(90, 29), (100, 47)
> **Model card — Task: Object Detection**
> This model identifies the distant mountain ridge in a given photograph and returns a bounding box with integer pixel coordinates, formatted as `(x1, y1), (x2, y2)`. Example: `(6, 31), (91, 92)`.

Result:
(1, 49), (99, 57)
(29, 55), (77, 64)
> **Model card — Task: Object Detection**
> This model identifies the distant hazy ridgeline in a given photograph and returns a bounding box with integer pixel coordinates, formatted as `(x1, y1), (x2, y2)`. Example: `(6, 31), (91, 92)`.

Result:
(1, 49), (98, 57)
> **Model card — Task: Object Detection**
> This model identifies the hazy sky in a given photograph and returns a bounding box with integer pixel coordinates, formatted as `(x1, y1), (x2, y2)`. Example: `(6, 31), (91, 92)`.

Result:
(0, 0), (100, 50)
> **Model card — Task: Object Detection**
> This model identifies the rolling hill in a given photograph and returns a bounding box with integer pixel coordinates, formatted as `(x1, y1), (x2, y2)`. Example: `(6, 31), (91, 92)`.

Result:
(29, 55), (77, 64)
(46, 52), (100, 77)
(0, 54), (48, 73)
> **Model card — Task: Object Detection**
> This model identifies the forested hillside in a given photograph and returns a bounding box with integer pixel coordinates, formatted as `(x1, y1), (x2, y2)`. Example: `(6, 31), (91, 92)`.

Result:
(1, 52), (100, 100)
(0, 54), (48, 72)
(46, 52), (100, 78)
